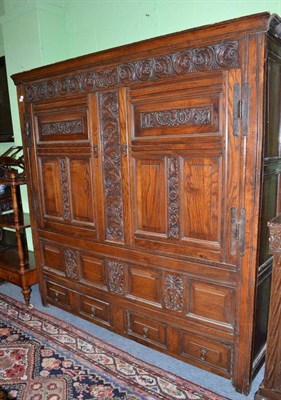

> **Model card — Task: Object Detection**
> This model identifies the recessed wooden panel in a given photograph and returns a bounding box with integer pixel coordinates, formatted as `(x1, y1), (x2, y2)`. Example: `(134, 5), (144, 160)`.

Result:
(78, 294), (112, 327)
(42, 242), (64, 272)
(69, 158), (95, 224)
(180, 331), (231, 374)
(40, 158), (63, 219)
(188, 281), (234, 326)
(135, 158), (167, 234)
(126, 311), (167, 348)
(183, 156), (221, 242)
(133, 96), (219, 138)
(45, 281), (71, 308)
(36, 106), (89, 143)
(80, 253), (106, 287)
(128, 267), (161, 304)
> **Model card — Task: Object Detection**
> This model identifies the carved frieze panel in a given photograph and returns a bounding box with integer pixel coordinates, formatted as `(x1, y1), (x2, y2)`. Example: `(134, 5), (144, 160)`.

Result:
(140, 106), (211, 129)
(64, 249), (78, 279)
(41, 119), (83, 136)
(99, 91), (124, 242)
(24, 41), (239, 102)
(107, 259), (126, 294)
(168, 158), (180, 239)
(59, 158), (71, 222)
(164, 274), (184, 312)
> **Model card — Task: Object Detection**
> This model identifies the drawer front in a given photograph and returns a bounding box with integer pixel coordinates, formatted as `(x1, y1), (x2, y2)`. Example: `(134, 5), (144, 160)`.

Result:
(180, 331), (232, 374)
(126, 311), (167, 349)
(78, 294), (112, 327)
(45, 281), (71, 309)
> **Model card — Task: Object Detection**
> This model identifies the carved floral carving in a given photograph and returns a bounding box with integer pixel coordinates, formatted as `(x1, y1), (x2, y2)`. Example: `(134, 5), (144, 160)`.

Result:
(41, 119), (83, 136)
(168, 158), (180, 239)
(140, 107), (211, 129)
(164, 274), (184, 311)
(24, 41), (239, 102)
(99, 91), (124, 242)
(59, 158), (71, 221)
(64, 249), (78, 279)
(107, 259), (126, 294)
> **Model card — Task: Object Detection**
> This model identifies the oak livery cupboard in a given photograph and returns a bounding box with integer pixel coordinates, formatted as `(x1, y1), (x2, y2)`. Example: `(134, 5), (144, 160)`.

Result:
(12, 12), (281, 394)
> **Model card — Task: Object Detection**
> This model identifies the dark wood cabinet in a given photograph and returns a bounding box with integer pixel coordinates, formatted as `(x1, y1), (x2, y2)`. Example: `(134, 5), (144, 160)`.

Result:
(12, 12), (281, 394)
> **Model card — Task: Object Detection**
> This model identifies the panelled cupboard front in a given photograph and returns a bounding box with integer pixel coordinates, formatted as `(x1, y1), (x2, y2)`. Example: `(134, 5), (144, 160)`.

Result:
(12, 13), (281, 394)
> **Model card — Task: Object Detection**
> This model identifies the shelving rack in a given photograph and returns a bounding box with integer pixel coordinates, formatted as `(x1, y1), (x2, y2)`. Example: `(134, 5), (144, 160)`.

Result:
(0, 146), (37, 305)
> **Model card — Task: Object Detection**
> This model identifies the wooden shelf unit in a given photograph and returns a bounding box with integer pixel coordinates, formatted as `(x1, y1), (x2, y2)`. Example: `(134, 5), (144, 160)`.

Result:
(0, 146), (37, 305)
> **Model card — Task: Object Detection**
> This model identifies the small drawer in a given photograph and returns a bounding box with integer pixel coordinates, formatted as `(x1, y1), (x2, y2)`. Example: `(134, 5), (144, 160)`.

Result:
(126, 311), (167, 349)
(180, 331), (231, 374)
(45, 281), (71, 308)
(78, 294), (112, 327)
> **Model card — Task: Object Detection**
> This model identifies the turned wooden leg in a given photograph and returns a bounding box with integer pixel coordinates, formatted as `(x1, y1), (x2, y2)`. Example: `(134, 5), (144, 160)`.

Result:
(21, 286), (31, 306)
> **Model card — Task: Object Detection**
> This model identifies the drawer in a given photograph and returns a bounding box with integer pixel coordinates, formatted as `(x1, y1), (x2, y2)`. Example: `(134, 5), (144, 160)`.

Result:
(78, 294), (112, 327)
(180, 331), (232, 374)
(45, 281), (71, 308)
(126, 311), (167, 349)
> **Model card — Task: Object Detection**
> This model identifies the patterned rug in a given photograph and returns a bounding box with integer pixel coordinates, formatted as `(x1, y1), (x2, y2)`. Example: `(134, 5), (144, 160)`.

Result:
(0, 293), (229, 400)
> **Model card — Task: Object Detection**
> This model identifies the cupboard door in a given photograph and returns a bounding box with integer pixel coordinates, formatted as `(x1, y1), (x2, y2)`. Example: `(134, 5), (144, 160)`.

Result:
(128, 72), (241, 263)
(30, 96), (99, 239)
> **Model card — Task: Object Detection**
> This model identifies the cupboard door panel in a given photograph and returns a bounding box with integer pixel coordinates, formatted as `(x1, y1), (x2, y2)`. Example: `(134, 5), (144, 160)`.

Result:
(69, 158), (95, 224)
(183, 156), (221, 243)
(41, 158), (63, 219)
(135, 158), (167, 235)
(34, 97), (89, 144)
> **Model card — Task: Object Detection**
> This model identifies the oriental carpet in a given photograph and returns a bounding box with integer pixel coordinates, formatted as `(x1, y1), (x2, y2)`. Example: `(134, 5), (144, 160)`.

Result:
(0, 293), (229, 400)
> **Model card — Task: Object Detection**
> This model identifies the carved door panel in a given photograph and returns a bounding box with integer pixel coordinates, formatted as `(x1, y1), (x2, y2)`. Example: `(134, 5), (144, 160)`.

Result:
(30, 96), (99, 239)
(128, 71), (243, 263)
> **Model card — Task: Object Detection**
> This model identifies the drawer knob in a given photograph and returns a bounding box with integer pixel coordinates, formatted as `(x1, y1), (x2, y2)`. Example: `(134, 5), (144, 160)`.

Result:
(200, 348), (207, 361)
(142, 327), (149, 338)
(91, 306), (96, 317)
(54, 291), (59, 301)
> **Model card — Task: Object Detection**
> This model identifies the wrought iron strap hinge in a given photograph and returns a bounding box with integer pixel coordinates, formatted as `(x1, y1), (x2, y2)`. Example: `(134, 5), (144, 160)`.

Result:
(24, 112), (32, 146)
(233, 82), (250, 137)
(231, 207), (246, 257)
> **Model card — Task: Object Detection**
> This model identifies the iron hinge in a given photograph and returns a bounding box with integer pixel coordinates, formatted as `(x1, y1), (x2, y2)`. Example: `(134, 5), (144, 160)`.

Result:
(24, 111), (32, 146)
(231, 207), (246, 257)
(233, 82), (250, 137)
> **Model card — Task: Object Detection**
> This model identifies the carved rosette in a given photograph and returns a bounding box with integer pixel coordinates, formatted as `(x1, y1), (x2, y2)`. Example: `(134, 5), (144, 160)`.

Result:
(140, 106), (211, 129)
(24, 41), (239, 102)
(168, 158), (180, 239)
(64, 249), (78, 279)
(41, 119), (83, 136)
(164, 274), (184, 312)
(59, 158), (71, 221)
(99, 91), (124, 242)
(107, 259), (126, 294)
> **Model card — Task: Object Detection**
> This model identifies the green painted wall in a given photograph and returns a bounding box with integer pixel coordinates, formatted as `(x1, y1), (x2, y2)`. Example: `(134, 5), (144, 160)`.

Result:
(0, 0), (281, 250)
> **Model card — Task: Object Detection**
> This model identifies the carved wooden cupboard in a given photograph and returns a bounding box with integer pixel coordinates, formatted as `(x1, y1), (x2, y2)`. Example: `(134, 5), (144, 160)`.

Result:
(12, 12), (281, 394)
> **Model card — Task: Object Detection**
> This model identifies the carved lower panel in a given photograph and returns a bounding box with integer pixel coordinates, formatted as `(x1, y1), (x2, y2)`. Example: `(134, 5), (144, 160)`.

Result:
(41, 119), (83, 136)
(99, 91), (124, 242)
(107, 259), (126, 294)
(164, 274), (184, 312)
(168, 158), (180, 239)
(64, 249), (78, 279)
(59, 158), (71, 221)
(140, 106), (211, 129)
(24, 41), (239, 102)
